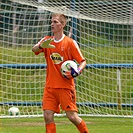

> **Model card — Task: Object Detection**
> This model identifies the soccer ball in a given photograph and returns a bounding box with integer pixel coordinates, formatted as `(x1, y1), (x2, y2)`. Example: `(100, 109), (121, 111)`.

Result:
(8, 106), (20, 116)
(61, 60), (78, 78)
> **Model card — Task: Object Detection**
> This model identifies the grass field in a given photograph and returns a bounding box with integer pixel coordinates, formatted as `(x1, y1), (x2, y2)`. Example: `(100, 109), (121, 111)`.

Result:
(1, 116), (133, 133)
(0, 45), (133, 126)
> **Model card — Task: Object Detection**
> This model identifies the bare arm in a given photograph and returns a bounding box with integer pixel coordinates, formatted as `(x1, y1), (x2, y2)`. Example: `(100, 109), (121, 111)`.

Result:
(32, 37), (45, 53)
(32, 43), (41, 53)
(78, 60), (86, 72)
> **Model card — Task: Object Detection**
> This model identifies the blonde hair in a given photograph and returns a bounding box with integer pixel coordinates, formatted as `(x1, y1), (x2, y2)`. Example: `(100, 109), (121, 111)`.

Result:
(52, 13), (67, 25)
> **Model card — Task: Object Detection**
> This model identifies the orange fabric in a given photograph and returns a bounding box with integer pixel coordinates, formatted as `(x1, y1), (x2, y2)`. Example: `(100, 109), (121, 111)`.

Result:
(76, 120), (89, 133)
(46, 123), (56, 133)
(42, 87), (78, 113)
(34, 35), (85, 89)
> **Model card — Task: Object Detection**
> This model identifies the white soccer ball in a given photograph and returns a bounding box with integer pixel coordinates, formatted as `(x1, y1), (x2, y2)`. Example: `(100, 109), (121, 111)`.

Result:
(61, 60), (78, 78)
(8, 106), (20, 116)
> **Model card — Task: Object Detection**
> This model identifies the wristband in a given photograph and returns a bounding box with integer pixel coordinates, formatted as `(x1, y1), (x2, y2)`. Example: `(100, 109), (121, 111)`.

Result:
(77, 68), (82, 74)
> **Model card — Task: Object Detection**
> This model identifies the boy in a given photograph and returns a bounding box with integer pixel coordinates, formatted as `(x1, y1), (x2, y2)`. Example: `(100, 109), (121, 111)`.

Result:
(32, 13), (89, 133)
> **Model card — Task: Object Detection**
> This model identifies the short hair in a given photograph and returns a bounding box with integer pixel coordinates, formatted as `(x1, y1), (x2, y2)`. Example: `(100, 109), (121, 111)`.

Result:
(52, 13), (67, 25)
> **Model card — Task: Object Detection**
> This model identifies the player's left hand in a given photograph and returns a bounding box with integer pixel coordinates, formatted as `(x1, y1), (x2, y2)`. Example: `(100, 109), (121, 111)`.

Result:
(71, 67), (82, 78)
(64, 67), (82, 79)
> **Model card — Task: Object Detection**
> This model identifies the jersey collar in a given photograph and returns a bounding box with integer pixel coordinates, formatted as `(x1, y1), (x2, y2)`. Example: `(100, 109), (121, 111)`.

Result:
(54, 34), (65, 43)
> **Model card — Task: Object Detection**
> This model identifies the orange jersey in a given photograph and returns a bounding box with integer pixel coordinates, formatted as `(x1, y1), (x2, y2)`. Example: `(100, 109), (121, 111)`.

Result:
(34, 34), (85, 89)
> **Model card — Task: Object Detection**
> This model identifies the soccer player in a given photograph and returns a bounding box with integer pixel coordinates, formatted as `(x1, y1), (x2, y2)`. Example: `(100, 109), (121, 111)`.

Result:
(32, 13), (89, 133)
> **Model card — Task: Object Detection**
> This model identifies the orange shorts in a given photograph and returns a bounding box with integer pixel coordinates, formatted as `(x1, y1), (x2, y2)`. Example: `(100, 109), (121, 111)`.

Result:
(42, 87), (78, 113)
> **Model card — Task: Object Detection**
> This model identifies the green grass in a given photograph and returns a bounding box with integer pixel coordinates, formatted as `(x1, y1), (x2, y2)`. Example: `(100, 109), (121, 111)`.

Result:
(1, 116), (133, 133)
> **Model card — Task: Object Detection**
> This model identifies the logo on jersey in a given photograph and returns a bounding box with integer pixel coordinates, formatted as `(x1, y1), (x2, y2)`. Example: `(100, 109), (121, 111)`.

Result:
(50, 53), (63, 64)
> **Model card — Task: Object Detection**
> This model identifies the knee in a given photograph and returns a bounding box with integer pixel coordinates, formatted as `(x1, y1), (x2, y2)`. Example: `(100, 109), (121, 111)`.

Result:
(44, 110), (54, 124)
(44, 111), (50, 120)
(66, 111), (82, 125)
(66, 112), (77, 123)
(67, 115), (76, 123)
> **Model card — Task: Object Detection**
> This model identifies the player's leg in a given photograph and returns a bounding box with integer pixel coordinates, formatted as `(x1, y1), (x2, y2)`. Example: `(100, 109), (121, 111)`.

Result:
(42, 87), (60, 133)
(43, 110), (56, 133)
(59, 88), (89, 133)
(66, 111), (89, 133)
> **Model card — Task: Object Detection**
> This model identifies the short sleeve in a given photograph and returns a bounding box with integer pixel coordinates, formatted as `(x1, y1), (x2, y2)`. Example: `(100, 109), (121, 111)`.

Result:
(70, 40), (85, 63)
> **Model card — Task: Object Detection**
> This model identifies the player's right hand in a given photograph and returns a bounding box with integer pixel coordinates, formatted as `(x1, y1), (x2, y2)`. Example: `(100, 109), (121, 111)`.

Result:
(39, 38), (55, 48)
